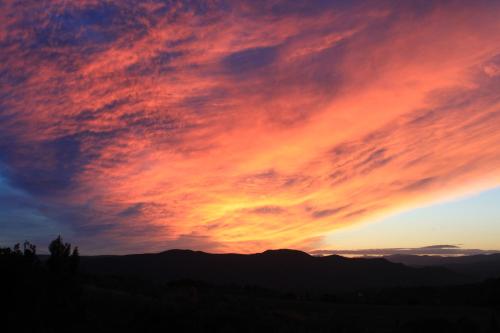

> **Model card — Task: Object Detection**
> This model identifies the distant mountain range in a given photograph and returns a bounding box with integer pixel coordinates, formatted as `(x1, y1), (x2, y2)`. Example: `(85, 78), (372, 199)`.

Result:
(385, 253), (500, 280)
(79, 249), (476, 292)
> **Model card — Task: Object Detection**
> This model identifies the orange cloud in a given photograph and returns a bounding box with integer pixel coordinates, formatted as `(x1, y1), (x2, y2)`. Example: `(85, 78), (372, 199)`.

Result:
(1, 1), (500, 253)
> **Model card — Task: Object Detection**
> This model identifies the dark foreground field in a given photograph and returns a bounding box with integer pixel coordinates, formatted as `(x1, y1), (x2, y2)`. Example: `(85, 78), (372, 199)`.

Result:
(1, 243), (500, 332)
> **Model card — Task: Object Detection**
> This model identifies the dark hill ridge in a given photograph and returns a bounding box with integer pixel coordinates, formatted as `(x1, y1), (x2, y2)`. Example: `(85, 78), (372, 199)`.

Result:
(386, 253), (500, 280)
(386, 253), (500, 266)
(80, 249), (471, 292)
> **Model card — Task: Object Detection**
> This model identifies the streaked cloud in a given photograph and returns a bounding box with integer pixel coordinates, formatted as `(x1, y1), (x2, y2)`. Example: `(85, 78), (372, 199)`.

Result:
(310, 245), (500, 257)
(1, 1), (500, 253)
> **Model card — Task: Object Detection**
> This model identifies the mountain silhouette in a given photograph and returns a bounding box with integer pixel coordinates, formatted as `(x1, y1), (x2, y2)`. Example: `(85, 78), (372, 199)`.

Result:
(80, 249), (470, 292)
(386, 253), (500, 280)
(3, 241), (500, 332)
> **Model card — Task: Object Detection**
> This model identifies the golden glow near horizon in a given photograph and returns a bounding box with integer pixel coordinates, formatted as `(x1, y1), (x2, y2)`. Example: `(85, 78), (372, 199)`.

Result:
(1, 1), (500, 253)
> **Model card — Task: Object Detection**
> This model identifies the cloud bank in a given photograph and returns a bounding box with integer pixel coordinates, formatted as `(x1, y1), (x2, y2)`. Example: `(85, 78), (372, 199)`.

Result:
(311, 245), (500, 257)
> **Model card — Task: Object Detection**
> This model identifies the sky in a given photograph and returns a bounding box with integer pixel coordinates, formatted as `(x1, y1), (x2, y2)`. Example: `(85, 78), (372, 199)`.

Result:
(1, 0), (500, 254)
(316, 186), (500, 255)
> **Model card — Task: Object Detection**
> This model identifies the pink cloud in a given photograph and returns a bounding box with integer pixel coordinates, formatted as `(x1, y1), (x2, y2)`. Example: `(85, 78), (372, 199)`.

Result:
(1, 1), (500, 253)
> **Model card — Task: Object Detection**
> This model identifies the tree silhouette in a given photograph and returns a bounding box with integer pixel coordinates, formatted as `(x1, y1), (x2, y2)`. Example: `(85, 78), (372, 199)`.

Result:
(0, 246), (12, 255)
(23, 241), (36, 257)
(0, 241), (38, 266)
(70, 246), (80, 275)
(13, 243), (21, 255)
(47, 235), (79, 274)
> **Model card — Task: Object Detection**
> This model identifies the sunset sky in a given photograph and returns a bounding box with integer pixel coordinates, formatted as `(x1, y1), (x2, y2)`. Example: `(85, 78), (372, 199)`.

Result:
(1, 0), (500, 254)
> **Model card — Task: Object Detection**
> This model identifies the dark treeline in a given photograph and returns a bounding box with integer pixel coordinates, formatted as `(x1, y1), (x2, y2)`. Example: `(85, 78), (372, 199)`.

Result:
(1, 238), (500, 333)
(1, 237), (81, 332)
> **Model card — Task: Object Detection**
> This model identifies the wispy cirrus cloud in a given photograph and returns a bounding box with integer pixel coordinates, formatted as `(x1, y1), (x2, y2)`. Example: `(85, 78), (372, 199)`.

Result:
(1, 1), (500, 253)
